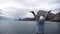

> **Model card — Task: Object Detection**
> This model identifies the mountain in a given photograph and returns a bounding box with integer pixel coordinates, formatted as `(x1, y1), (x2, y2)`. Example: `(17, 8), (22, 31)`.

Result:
(36, 10), (56, 20)
(52, 12), (60, 22)
(47, 13), (56, 20)
(0, 16), (15, 21)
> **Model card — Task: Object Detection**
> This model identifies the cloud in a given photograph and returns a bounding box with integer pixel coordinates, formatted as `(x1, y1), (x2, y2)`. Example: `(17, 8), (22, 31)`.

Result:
(0, 0), (60, 18)
(3, 7), (32, 18)
(0, 9), (5, 15)
(14, 0), (60, 10)
(1, 0), (60, 10)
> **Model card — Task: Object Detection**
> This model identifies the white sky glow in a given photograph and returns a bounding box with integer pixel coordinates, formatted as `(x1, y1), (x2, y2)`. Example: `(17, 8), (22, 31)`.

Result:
(0, 0), (60, 18)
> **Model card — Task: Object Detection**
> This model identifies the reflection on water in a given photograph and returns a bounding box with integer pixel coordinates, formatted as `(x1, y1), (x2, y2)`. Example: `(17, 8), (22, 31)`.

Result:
(0, 21), (60, 34)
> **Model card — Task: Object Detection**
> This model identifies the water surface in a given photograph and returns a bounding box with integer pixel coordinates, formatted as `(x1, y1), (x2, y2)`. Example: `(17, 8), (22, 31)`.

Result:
(0, 21), (60, 34)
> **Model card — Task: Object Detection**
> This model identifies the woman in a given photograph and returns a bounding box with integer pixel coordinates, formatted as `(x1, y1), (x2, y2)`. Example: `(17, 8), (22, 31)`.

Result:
(36, 11), (51, 34)
(37, 16), (45, 34)
(30, 10), (51, 34)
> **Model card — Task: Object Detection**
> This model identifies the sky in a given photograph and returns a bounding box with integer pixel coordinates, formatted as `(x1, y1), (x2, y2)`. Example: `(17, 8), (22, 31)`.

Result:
(0, 0), (60, 18)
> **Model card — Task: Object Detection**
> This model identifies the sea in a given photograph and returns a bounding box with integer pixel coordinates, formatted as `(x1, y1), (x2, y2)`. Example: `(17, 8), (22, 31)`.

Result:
(0, 21), (60, 34)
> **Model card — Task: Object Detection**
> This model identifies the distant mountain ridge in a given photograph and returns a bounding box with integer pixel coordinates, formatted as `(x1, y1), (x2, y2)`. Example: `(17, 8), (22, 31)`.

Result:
(0, 9), (15, 21)
(0, 16), (15, 21)
(18, 10), (60, 22)
(52, 12), (60, 22)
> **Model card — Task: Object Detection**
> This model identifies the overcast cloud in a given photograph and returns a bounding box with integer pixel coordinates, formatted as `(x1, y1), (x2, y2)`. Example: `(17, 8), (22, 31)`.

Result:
(0, 0), (60, 18)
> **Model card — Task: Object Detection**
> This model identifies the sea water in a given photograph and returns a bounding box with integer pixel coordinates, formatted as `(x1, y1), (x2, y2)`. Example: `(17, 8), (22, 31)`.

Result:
(0, 21), (60, 34)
